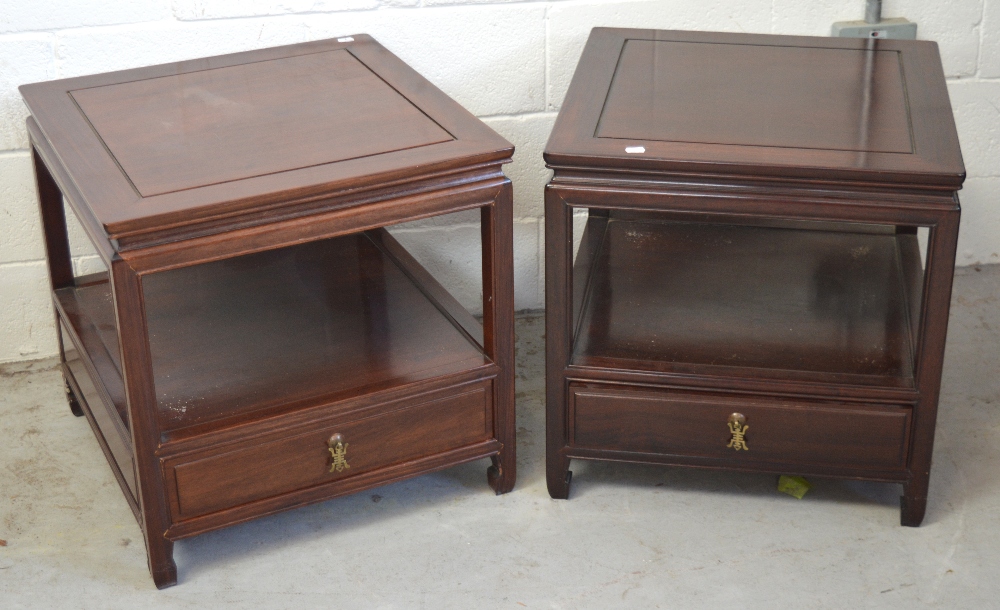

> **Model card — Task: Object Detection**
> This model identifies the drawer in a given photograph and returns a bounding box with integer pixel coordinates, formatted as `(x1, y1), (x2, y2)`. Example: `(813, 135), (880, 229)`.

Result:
(166, 381), (492, 520)
(569, 384), (911, 471)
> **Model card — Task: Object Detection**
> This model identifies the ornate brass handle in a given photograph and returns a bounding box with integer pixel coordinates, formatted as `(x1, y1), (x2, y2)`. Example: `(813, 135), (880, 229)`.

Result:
(327, 433), (350, 473)
(727, 413), (749, 451)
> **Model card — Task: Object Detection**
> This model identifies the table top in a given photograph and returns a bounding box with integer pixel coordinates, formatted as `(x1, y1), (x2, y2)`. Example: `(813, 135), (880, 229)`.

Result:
(545, 28), (964, 189)
(21, 35), (512, 241)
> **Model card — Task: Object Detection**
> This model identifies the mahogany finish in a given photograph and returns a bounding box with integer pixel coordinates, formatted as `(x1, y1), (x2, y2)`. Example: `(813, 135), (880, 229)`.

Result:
(70, 50), (453, 197)
(574, 219), (916, 384)
(545, 28), (964, 526)
(546, 29), (963, 187)
(166, 381), (493, 521)
(21, 35), (515, 588)
(597, 40), (912, 153)
(21, 36), (509, 243)
(570, 385), (911, 473)
(60, 233), (491, 433)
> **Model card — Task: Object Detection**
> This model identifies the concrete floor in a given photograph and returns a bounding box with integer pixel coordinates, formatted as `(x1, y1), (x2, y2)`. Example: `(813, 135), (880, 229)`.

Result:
(2, 266), (999, 608)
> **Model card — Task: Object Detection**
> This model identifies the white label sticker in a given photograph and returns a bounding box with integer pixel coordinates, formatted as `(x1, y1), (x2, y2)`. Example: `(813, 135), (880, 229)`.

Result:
(625, 146), (645, 154)
(337, 37), (355, 43)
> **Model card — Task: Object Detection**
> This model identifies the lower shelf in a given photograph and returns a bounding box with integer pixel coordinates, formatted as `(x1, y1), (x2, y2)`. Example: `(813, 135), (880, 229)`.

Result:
(572, 216), (921, 389)
(62, 326), (137, 507)
(55, 229), (490, 435)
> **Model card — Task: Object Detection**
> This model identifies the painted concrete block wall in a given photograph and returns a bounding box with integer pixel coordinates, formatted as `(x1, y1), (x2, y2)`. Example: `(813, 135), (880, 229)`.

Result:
(0, 0), (998, 362)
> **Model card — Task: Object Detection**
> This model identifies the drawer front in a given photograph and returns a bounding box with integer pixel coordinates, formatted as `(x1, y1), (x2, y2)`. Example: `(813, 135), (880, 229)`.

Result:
(570, 385), (910, 471)
(168, 382), (492, 520)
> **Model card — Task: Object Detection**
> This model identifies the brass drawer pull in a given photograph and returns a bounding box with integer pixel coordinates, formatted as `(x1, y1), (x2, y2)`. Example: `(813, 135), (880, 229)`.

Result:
(727, 413), (749, 451)
(327, 433), (350, 473)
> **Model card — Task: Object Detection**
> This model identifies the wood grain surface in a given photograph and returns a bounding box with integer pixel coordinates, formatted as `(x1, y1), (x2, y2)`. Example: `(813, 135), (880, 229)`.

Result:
(71, 49), (453, 197)
(572, 217), (915, 384)
(544, 28), (963, 527)
(546, 28), (964, 188)
(26, 34), (516, 587)
(21, 35), (512, 241)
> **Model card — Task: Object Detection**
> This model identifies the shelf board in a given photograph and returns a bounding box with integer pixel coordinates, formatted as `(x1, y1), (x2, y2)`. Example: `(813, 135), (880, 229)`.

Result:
(56, 273), (129, 425)
(572, 218), (917, 388)
(56, 231), (489, 433)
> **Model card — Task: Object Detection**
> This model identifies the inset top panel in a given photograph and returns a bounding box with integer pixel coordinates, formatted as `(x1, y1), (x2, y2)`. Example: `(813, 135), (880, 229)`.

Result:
(71, 50), (453, 197)
(596, 40), (911, 154)
(546, 29), (964, 188)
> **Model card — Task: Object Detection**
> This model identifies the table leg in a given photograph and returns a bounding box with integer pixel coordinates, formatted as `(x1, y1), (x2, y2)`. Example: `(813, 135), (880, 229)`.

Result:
(31, 148), (81, 416)
(483, 181), (516, 494)
(110, 258), (177, 587)
(545, 188), (573, 499)
(902, 209), (960, 527)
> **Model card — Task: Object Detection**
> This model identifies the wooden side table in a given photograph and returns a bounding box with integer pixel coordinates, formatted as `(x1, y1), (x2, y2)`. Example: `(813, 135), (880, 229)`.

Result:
(21, 35), (515, 588)
(544, 28), (964, 526)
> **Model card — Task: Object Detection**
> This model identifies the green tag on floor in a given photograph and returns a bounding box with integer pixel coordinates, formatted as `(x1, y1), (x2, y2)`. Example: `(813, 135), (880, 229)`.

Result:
(778, 475), (812, 499)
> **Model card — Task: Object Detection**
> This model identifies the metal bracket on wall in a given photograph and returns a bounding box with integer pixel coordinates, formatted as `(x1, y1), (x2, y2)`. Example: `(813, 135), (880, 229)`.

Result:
(832, 0), (917, 40)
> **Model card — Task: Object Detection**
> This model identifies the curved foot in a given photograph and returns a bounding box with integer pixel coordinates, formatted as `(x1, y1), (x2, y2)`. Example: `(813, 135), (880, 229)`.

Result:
(151, 561), (178, 590)
(547, 467), (572, 500)
(142, 534), (178, 589)
(148, 539), (177, 589)
(900, 494), (927, 527)
(64, 378), (84, 417)
(487, 454), (515, 495)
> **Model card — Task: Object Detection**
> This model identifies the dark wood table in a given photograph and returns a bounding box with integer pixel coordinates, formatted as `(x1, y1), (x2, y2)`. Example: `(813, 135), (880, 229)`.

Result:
(20, 35), (516, 588)
(544, 28), (964, 526)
